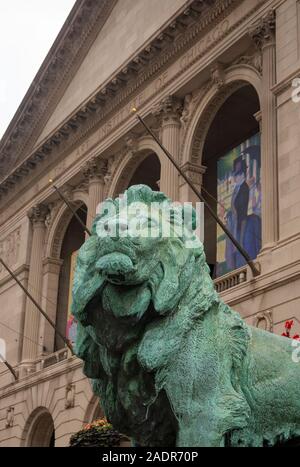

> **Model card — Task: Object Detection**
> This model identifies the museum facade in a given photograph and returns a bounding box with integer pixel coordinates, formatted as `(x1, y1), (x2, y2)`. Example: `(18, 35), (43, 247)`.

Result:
(1, 0), (300, 446)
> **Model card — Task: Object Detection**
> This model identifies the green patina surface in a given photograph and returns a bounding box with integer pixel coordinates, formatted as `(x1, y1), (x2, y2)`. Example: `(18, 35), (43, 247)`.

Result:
(72, 184), (300, 447)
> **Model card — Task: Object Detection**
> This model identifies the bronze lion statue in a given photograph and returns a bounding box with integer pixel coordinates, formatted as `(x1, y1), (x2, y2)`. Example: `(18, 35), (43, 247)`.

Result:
(72, 184), (300, 447)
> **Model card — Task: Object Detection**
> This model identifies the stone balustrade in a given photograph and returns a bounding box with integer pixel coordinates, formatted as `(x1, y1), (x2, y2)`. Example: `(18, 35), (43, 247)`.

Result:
(214, 267), (247, 293)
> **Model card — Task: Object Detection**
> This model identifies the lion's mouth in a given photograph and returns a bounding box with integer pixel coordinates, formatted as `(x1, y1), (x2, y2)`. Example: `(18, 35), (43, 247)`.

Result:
(96, 252), (137, 284)
(107, 273), (126, 284)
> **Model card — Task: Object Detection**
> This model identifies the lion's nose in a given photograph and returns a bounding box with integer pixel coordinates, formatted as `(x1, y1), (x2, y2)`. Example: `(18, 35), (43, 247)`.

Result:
(103, 218), (128, 236)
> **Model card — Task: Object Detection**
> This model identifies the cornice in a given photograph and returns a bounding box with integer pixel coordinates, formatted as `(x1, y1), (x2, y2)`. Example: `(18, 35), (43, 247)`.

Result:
(220, 257), (300, 307)
(0, 355), (82, 396)
(0, 0), (239, 200)
(271, 67), (300, 96)
(0, 0), (118, 178)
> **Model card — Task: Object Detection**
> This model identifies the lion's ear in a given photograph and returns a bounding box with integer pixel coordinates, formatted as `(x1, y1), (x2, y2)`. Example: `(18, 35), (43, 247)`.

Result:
(152, 246), (194, 315)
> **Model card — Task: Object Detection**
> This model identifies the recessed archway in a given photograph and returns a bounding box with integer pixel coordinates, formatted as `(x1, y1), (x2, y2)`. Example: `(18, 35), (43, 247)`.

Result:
(22, 407), (55, 447)
(201, 84), (261, 277)
(55, 204), (87, 350)
(182, 65), (262, 167)
(127, 152), (160, 190)
(110, 151), (161, 197)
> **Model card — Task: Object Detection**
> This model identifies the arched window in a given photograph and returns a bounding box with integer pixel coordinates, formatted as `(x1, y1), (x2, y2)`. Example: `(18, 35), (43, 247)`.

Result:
(55, 205), (87, 350)
(23, 408), (55, 447)
(202, 85), (261, 278)
(127, 152), (161, 190)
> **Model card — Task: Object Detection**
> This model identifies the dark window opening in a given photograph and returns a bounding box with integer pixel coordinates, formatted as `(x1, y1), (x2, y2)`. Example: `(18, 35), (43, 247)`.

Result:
(202, 85), (261, 278)
(55, 205), (87, 351)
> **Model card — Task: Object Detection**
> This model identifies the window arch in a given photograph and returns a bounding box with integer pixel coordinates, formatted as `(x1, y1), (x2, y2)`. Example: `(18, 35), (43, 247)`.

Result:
(202, 84), (261, 277)
(22, 407), (55, 447)
(109, 149), (161, 198)
(127, 152), (160, 191)
(55, 204), (87, 350)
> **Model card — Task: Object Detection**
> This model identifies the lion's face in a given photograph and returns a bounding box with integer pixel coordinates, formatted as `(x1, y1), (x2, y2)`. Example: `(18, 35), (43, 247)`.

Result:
(93, 200), (191, 287)
(72, 185), (205, 330)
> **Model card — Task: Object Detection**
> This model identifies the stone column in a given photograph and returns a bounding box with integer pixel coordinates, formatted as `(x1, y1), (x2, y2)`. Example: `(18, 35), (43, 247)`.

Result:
(21, 204), (49, 365)
(250, 10), (278, 249)
(154, 96), (183, 201)
(83, 158), (107, 230)
(40, 257), (63, 354)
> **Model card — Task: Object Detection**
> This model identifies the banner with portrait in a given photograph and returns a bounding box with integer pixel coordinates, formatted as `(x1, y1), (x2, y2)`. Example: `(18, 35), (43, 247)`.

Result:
(216, 133), (261, 277)
(66, 250), (78, 348)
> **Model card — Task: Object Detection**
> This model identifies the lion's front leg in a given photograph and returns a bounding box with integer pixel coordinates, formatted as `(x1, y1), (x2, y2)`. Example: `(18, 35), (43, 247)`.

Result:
(177, 414), (226, 447)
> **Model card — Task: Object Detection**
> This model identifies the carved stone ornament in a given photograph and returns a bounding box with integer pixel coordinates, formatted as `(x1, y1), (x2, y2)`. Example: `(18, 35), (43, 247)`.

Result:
(82, 157), (108, 183)
(249, 10), (275, 49)
(253, 310), (273, 332)
(124, 134), (138, 157)
(180, 94), (193, 126)
(210, 62), (225, 90)
(65, 384), (75, 409)
(233, 52), (263, 74)
(153, 95), (183, 125)
(180, 162), (207, 187)
(5, 407), (14, 428)
(28, 204), (49, 226)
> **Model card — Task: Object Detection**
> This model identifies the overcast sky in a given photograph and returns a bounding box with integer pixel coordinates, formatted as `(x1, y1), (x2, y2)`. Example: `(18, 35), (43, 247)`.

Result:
(0, 0), (76, 139)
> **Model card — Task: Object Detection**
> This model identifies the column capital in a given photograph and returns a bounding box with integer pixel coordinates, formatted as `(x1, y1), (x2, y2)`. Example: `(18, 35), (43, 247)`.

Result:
(28, 204), (49, 226)
(249, 10), (275, 50)
(153, 95), (183, 126)
(180, 162), (207, 187)
(82, 157), (108, 183)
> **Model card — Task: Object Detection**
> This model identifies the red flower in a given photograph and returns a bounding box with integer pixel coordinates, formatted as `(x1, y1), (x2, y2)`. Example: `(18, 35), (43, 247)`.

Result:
(285, 320), (294, 330)
(293, 334), (300, 341)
